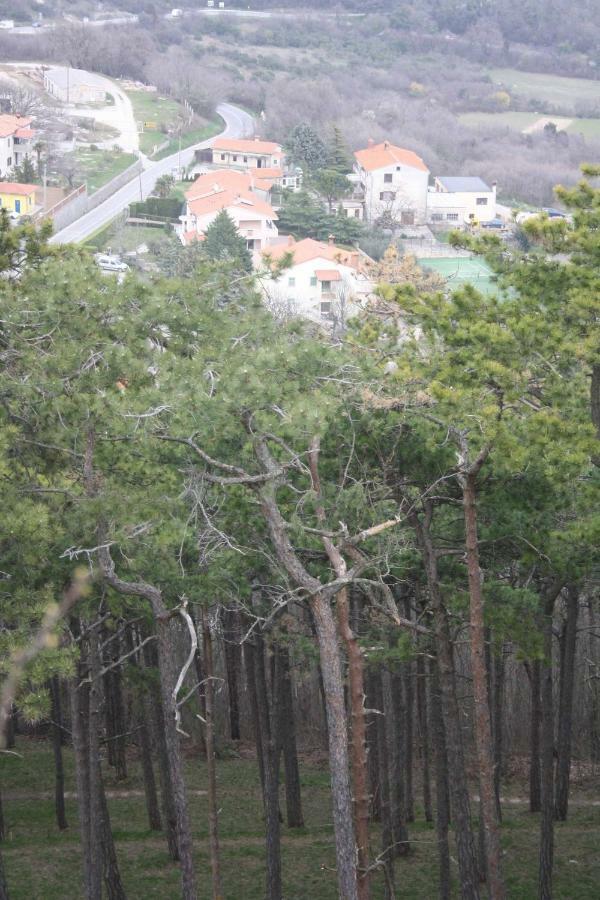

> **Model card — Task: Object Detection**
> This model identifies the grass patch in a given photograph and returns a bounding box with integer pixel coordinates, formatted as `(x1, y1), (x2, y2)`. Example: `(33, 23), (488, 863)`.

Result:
(153, 120), (224, 161)
(75, 148), (137, 194)
(489, 68), (600, 115)
(460, 111), (541, 130)
(2, 738), (599, 898)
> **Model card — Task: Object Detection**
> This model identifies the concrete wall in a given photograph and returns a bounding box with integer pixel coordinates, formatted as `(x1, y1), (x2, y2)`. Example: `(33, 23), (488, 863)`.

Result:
(43, 184), (89, 232)
(86, 159), (143, 212)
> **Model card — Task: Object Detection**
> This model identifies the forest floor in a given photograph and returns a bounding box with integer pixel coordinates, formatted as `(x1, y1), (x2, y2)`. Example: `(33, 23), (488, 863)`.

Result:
(1, 738), (599, 899)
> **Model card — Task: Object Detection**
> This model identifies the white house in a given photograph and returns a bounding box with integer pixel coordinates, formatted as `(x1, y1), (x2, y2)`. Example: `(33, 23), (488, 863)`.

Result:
(427, 176), (497, 225)
(353, 140), (430, 225)
(0, 114), (35, 177)
(259, 236), (374, 324)
(177, 169), (278, 251)
(211, 137), (283, 170)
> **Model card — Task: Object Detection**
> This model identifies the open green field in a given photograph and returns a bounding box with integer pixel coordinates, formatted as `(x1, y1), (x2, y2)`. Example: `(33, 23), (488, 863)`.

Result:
(74, 149), (138, 194)
(2, 738), (599, 899)
(460, 110), (600, 139)
(154, 120), (223, 161)
(125, 90), (185, 155)
(489, 68), (600, 114)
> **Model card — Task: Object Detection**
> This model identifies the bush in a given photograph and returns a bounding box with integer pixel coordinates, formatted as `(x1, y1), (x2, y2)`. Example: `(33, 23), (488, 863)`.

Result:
(129, 198), (183, 221)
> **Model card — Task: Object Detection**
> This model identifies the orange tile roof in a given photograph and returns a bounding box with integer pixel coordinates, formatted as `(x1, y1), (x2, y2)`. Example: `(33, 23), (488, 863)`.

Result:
(252, 167), (284, 180)
(0, 115), (33, 139)
(262, 237), (360, 270)
(14, 127), (34, 139)
(185, 169), (254, 200)
(354, 141), (428, 173)
(212, 137), (282, 155)
(187, 185), (277, 221)
(0, 182), (37, 195)
(182, 230), (204, 245)
(315, 270), (342, 281)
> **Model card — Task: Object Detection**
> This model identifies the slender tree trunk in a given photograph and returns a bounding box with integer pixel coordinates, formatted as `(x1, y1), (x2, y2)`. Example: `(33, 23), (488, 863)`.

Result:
(416, 514), (480, 900)
(585, 601), (600, 764)
(492, 645), (505, 819)
(244, 635), (266, 795)
(527, 660), (542, 813)
(0, 846), (8, 900)
(384, 669), (410, 858)
(462, 473), (505, 900)
(416, 655), (433, 824)
(276, 646), (304, 828)
(222, 607), (242, 741)
(50, 676), (68, 830)
(374, 672), (395, 900)
(402, 599), (415, 824)
(539, 592), (557, 900)
(70, 644), (96, 899)
(310, 593), (359, 900)
(365, 671), (381, 823)
(336, 586), (371, 898)
(0, 790), (4, 842)
(202, 611), (223, 900)
(429, 657), (451, 900)
(555, 586), (579, 821)
(87, 636), (105, 900)
(155, 618), (198, 899)
(250, 626), (282, 900)
(138, 694), (162, 832)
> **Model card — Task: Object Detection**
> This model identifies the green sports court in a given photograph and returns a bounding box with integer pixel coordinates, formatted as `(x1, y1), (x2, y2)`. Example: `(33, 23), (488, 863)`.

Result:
(419, 256), (498, 295)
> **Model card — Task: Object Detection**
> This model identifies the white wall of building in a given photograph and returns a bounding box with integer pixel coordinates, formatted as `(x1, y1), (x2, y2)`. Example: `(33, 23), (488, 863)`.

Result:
(180, 205), (278, 250)
(263, 256), (372, 323)
(427, 184), (497, 224)
(356, 163), (429, 224)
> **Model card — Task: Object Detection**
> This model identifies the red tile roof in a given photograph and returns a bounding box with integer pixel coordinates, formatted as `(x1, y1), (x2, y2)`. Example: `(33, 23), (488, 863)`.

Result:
(0, 182), (37, 195)
(315, 269), (342, 281)
(186, 184), (276, 221)
(212, 137), (282, 155)
(262, 237), (361, 270)
(14, 127), (34, 139)
(354, 141), (428, 173)
(0, 115), (33, 139)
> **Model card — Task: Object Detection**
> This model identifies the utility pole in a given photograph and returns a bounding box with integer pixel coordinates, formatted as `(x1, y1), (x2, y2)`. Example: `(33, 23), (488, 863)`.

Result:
(42, 162), (47, 212)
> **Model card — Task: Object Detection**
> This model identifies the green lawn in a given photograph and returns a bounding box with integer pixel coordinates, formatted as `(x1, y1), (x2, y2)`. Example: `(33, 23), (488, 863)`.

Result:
(460, 110), (600, 139)
(489, 68), (600, 114)
(74, 149), (138, 194)
(154, 120), (224, 161)
(1, 738), (599, 899)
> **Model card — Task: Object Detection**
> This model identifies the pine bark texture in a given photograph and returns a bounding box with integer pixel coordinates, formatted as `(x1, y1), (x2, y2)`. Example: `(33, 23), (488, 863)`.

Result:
(202, 612), (224, 900)
(555, 586), (579, 821)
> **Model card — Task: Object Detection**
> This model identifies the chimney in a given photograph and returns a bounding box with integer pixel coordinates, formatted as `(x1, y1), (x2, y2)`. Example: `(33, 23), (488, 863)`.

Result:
(328, 234), (335, 245)
(367, 138), (375, 147)
(384, 140), (390, 150)
(287, 235), (294, 246)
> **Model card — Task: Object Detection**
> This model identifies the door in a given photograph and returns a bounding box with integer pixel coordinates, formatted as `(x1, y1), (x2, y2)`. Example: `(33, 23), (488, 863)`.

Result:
(14, 200), (20, 213)
(400, 210), (415, 225)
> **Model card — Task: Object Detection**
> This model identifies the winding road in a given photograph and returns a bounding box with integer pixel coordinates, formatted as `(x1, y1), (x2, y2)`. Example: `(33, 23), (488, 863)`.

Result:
(50, 102), (254, 244)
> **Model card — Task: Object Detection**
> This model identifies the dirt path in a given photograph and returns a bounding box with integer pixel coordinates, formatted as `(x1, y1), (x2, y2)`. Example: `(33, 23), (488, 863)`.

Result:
(523, 115), (573, 134)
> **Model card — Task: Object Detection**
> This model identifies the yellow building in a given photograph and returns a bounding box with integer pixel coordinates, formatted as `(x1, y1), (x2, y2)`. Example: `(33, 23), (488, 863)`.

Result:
(0, 182), (37, 216)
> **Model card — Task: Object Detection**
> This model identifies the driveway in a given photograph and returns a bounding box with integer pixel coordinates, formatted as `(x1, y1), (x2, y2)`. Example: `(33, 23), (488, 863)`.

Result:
(50, 102), (255, 244)
(57, 68), (139, 153)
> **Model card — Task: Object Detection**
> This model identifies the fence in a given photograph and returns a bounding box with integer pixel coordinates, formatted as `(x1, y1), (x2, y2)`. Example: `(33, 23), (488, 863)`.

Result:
(36, 184), (88, 233)
(86, 158), (143, 212)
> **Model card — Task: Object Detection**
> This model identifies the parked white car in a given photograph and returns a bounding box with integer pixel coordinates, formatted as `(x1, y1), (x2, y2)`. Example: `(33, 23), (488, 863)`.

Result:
(95, 254), (129, 273)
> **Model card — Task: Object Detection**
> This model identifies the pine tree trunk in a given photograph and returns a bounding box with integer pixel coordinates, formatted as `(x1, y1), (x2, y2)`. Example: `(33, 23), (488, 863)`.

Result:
(462, 473), (505, 899)
(244, 636), (266, 796)
(374, 671), (395, 899)
(70, 645), (96, 899)
(527, 660), (542, 813)
(539, 593), (557, 900)
(416, 655), (433, 824)
(555, 586), (578, 821)
(87, 636), (105, 900)
(336, 586), (371, 898)
(310, 593), (359, 900)
(429, 657), (451, 900)
(365, 671), (381, 823)
(416, 515), (480, 900)
(0, 790), (4, 842)
(492, 646), (505, 819)
(138, 694), (162, 832)
(250, 628), (282, 900)
(0, 846), (8, 900)
(155, 617), (198, 899)
(402, 599), (415, 824)
(384, 668), (410, 858)
(202, 612), (223, 900)
(222, 607), (242, 741)
(50, 676), (68, 830)
(276, 646), (304, 829)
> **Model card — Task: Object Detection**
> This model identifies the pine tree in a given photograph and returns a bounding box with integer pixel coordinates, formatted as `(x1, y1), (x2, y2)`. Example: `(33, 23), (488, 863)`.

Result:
(286, 123), (327, 172)
(202, 210), (252, 272)
(327, 126), (353, 175)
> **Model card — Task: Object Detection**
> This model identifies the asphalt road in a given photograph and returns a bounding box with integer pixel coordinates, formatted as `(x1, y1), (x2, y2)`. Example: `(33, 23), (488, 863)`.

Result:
(50, 102), (254, 245)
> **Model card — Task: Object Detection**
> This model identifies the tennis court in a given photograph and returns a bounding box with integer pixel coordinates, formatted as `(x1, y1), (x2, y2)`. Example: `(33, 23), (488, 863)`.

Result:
(419, 256), (497, 295)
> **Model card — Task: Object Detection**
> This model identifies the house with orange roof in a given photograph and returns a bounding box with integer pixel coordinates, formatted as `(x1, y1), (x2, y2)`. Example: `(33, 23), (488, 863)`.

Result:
(177, 170), (278, 251)
(259, 236), (374, 326)
(0, 114), (35, 178)
(209, 137), (302, 192)
(353, 139), (429, 226)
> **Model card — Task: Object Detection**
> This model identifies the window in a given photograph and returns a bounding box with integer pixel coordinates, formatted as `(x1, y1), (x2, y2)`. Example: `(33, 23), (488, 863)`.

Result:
(243, 156), (247, 162)
(321, 281), (331, 291)
(446, 213), (459, 221)
(384, 173), (393, 183)
(7, 157), (11, 167)
(396, 166), (401, 171)
(320, 301), (332, 318)
(379, 191), (395, 201)
(431, 213), (443, 221)
(288, 277), (295, 287)
(233, 155), (238, 161)
(476, 197), (488, 205)
(310, 276), (317, 286)
(221, 154), (226, 160)
(354, 209), (360, 218)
